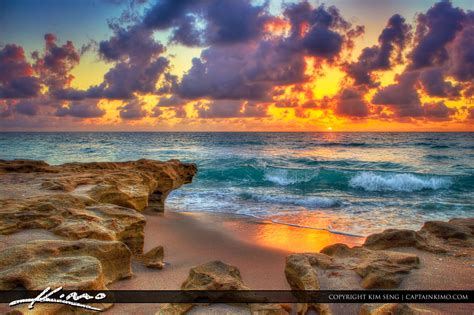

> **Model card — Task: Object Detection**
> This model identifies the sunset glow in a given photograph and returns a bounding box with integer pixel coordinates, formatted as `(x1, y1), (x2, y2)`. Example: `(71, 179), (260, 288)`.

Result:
(1, 0), (473, 131)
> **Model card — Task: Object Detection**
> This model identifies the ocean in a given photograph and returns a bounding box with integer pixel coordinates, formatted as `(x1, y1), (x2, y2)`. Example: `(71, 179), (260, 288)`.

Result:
(1, 132), (472, 236)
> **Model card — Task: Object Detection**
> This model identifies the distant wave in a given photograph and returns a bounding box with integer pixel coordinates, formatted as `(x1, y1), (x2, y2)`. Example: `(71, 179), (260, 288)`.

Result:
(349, 172), (452, 192)
(239, 192), (339, 208)
(263, 167), (318, 186)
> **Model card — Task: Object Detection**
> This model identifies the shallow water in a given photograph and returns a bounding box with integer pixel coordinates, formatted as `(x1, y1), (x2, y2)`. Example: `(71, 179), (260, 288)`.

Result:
(1, 132), (472, 236)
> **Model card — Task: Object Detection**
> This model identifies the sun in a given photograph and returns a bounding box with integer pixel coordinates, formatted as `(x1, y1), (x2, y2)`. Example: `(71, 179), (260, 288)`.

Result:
(327, 127), (333, 131)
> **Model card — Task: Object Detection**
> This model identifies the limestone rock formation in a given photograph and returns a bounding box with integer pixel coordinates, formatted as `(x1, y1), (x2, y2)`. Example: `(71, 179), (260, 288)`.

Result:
(140, 245), (165, 269)
(0, 159), (197, 254)
(182, 260), (250, 291)
(0, 239), (132, 289)
(359, 303), (430, 315)
(0, 159), (196, 314)
(156, 261), (289, 315)
(285, 218), (474, 314)
(364, 218), (474, 252)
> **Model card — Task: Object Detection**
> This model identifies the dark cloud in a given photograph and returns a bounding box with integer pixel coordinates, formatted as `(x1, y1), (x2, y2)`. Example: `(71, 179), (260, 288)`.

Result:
(372, 71), (423, 117)
(177, 45), (273, 100)
(55, 100), (105, 118)
(195, 100), (267, 118)
(119, 99), (148, 120)
(15, 100), (41, 116)
(284, 3), (358, 60)
(99, 26), (164, 62)
(176, 2), (361, 101)
(204, 0), (268, 45)
(143, 0), (268, 46)
(0, 45), (41, 99)
(91, 25), (170, 99)
(410, 1), (465, 69)
(446, 13), (474, 81)
(156, 95), (183, 107)
(33, 34), (80, 90)
(419, 67), (460, 97)
(422, 101), (457, 120)
(142, 0), (195, 30)
(468, 107), (474, 119)
(335, 87), (369, 117)
(346, 14), (411, 85)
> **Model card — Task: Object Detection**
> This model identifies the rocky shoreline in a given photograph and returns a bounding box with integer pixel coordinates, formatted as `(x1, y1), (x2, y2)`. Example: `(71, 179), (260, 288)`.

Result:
(0, 159), (472, 315)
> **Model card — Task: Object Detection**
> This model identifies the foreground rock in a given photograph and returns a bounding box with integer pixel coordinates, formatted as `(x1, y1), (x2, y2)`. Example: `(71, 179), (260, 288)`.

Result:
(0, 159), (196, 314)
(157, 261), (288, 315)
(285, 218), (473, 314)
(359, 303), (429, 315)
(139, 245), (165, 269)
(0, 159), (196, 254)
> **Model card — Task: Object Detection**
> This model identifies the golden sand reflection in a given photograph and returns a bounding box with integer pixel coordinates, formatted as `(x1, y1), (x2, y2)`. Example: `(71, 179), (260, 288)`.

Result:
(223, 219), (364, 253)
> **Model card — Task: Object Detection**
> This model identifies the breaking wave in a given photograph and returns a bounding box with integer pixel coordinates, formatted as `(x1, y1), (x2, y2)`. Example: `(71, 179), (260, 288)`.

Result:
(239, 192), (339, 208)
(349, 172), (452, 192)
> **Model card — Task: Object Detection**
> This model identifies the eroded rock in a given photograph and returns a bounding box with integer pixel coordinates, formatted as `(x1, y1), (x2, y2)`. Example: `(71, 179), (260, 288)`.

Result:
(0, 239), (132, 287)
(141, 246), (165, 269)
(157, 261), (288, 315)
(359, 303), (429, 315)
(322, 244), (420, 289)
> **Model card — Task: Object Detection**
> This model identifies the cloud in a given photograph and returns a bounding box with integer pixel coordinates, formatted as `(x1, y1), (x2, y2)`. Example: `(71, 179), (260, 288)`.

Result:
(422, 101), (457, 120)
(446, 13), (474, 81)
(195, 100), (267, 118)
(33, 34), (80, 90)
(119, 99), (148, 120)
(334, 87), (369, 117)
(419, 67), (460, 97)
(142, 0), (269, 46)
(0, 44), (41, 99)
(409, 1), (466, 69)
(176, 2), (361, 101)
(372, 71), (423, 117)
(346, 14), (411, 85)
(55, 100), (105, 118)
(156, 95), (183, 107)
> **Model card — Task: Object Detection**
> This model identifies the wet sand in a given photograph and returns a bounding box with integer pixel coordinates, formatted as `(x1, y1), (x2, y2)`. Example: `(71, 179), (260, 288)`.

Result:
(108, 211), (362, 314)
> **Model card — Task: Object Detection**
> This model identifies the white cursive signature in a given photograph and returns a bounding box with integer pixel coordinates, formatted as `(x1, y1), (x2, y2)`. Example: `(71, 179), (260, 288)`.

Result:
(9, 287), (106, 312)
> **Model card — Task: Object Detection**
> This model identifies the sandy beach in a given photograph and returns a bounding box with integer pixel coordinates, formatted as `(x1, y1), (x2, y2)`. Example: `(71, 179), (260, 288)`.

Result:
(109, 211), (473, 315)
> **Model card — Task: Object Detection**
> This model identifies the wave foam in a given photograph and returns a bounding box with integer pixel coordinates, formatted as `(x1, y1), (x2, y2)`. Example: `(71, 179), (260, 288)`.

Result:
(264, 167), (318, 186)
(349, 172), (451, 192)
(240, 192), (339, 208)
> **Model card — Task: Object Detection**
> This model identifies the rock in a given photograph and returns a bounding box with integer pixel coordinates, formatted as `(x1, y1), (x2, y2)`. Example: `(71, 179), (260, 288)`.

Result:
(156, 261), (287, 315)
(141, 246), (165, 269)
(0, 256), (105, 290)
(285, 254), (332, 315)
(363, 229), (444, 253)
(449, 218), (474, 233)
(354, 251), (420, 289)
(249, 303), (290, 315)
(0, 240), (127, 314)
(421, 220), (472, 241)
(359, 303), (428, 315)
(285, 254), (321, 291)
(0, 159), (196, 211)
(320, 243), (354, 257)
(155, 303), (194, 315)
(0, 239), (132, 288)
(321, 244), (420, 289)
(0, 159), (197, 254)
(182, 260), (250, 291)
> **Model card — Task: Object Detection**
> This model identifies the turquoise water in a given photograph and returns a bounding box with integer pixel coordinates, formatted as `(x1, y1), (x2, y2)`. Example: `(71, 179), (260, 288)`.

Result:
(1, 132), (473, 236)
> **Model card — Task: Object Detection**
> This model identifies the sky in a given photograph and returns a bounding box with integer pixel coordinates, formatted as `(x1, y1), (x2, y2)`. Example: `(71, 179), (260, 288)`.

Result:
(0, 0), (473, 131)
